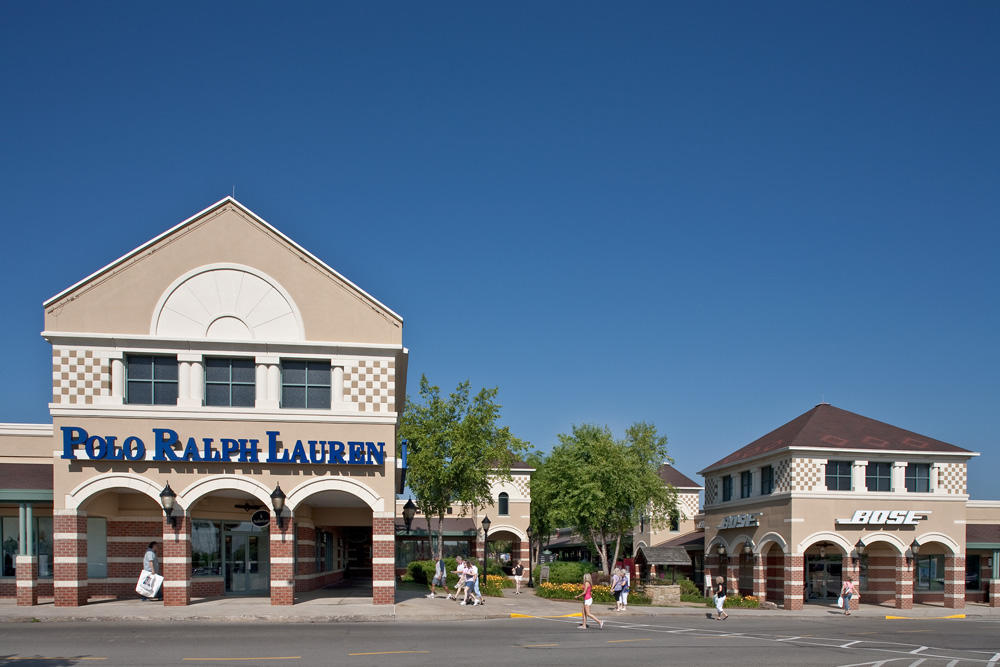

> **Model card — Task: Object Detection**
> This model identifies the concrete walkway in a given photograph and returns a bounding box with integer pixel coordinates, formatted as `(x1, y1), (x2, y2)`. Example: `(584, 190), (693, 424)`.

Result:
(1, 587), (996, 624)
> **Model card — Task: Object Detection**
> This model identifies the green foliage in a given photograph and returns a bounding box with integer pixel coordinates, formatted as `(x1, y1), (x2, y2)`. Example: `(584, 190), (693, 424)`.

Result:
(706, 594), (761, 608)
(399, 376), (528, 558)
(406, 558), (511, 592)
(535, 582), (650, 606)
(678, 577), (700, 596)
(533, 560), (596, 584)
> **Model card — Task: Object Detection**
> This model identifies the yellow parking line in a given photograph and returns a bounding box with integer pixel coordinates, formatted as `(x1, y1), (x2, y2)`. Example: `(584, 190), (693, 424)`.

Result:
(183, 659), (299, 662)
(885, 614), (965, 620)
(608, 639), (651, 644)
(524, 644), (560, 647)
(3, 660), (107, 662)
(511, 612), (582, 619)
(348, 651), (429, 657)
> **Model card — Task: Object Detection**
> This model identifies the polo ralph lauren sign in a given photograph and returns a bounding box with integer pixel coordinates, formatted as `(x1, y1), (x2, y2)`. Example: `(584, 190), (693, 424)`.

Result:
(59, 426), (386, 465)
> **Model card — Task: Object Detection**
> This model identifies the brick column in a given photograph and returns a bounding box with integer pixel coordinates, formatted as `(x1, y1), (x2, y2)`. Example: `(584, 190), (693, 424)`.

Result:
(783, 555), (804, 610)
(270, 514), (295, 606)
(726, 558), (739, 597)
(989, 580), (1000, 607)
(752, 554), (766, 601)
(704, 553), (719, 595)
(943, 554), (965, 609)
(53, 509), (88, 607)
(16, 556), (38, 606)
(372, 515), (396, 605)
(843, 555), (861, 611)
(162, 513), (190, 606)
(894, 555), (913, 609)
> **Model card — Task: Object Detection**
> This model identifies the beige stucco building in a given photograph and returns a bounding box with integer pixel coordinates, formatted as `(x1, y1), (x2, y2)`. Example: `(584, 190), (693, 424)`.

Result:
(1, 197), (408, 606)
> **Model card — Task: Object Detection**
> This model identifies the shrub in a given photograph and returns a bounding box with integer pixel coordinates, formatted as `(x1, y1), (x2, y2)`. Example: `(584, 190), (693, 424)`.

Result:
(533, 561), (597, 585)
(705, 594), (761, 609)
(405, 558), (509, 595)
(535, 582), (650, 606)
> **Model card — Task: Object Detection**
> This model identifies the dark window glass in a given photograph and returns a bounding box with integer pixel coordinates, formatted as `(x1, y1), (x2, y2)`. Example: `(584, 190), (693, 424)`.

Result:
(966, 555), (981, 591)
(740, 471), (752, 498)
(761, 466), (774, 495)
(915, 554), (944, 590)
(905, 463), (930, 492)
(281, 360), (331, 409)
(191, 520), (222, 577)
(722, 475), (733, 502)
(865, 462), (893, 492)
(204, 358), (255, 407)
(498, 492), (509, 516)
(825, 460), (853, 491)
(126, 355), (178, 405)
(669, 508), (680, 531)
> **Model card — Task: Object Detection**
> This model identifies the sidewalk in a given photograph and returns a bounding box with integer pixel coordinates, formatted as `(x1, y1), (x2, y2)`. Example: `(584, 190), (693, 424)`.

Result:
(1, 587), (995, 624)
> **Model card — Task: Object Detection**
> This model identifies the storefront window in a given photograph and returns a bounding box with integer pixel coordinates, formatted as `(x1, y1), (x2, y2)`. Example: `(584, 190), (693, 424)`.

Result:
(126, 354), (179, 405)
(281, 360), (331, 409)
(825, 460), (853, 491)
(966, 554), (981, 591)
(865, 462), (892, 492)
(915, 554), (944, 591)
(858, 554), (869, 591)
(1, 516), (55, 578)
(2, 517), (17, 576)
(86, 517), (106, 578)
(205, 357), (255, 407)
(905, 464), (931, 493)
(192, 520), (222, 576)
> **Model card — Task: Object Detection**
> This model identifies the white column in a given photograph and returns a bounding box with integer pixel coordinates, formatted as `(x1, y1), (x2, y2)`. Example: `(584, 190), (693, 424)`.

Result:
(255, 356), (280, 409)
(930, 464), (940, 493)
(110, 357), (124, 404)
(176, 353), (201, 408)
(190, 359), (204, 405)
(332, 365), (344, 408)
(892, 463), (907, 494)
(853, 461), (868, 492)
(255, 363), (269, 407)
(268, 364), (281, 406)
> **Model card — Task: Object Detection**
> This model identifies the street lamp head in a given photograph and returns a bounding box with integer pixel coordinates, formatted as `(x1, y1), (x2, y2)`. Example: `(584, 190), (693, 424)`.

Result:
(271, 484), (286, 529)
(160, 482), (178, 528)
(402, 498), (417, 533)
(481, 515), (491, 536)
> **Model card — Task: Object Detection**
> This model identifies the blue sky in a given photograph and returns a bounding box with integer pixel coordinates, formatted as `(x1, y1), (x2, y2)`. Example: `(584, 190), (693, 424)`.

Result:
(2, 2), (998, 497)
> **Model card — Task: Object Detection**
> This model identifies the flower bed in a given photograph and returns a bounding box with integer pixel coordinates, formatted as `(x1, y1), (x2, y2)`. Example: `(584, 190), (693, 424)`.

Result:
(535, 582), (650, 606)
(708, 594), (761, 609)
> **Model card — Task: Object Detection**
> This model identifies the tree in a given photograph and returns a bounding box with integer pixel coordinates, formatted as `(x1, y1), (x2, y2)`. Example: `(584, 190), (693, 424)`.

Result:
(398, 375), (528, 561)
(534, 422), (676, 575)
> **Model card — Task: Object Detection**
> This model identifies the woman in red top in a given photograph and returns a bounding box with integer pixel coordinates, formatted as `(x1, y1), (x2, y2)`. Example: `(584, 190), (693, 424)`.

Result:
(574, 572), (604, 630)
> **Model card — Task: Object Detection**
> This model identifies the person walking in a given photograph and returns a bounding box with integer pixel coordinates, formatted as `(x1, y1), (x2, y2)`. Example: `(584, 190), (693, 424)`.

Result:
(840, 576), (856, 616)
(448, 556), (466, 601)
(620, 565), (631, 611)
(141, 541), (160, 601)
(513, 561), (524, 595)
(574, 572), (604, 630)
(468, 559), (484, 605)
(714, 575), (729, 621)
(428, 553), (446, 598)
(612, 567), (624, 611)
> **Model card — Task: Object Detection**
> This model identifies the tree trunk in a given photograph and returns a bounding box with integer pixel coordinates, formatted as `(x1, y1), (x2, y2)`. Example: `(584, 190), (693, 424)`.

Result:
(590, 528), (610, 575)
(426, 515), (435, 559)
(612, 533), (622, 571)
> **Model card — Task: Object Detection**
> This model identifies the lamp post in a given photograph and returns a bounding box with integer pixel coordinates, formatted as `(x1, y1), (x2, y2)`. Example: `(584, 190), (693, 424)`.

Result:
(402, 498), (417, 534)
(271, 484), (286, 530)
(526, 526), (534, 588)
(481, 515), (491, 565)
(160, 483), (177, 529)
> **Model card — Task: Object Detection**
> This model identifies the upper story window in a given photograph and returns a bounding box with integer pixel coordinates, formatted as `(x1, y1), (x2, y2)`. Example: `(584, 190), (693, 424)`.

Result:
(740, 471), (752, 498)
(825, 460), (853, 491)
(126, 355), (178, 405)
(722, 475), (733, 502)
(669, 508), (680, 531)
(905, 463), (931, 493)
(281, 360), (331, 409)
(205, 358), (255, 407)
(865, 462), (893, 492)
(498, 492), (509, 516)
(760, 465), (774, 495)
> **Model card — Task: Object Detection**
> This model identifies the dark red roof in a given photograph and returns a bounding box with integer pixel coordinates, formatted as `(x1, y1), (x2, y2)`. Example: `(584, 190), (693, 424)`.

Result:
(658, 464), (701, 489)
(654, 530), (705, 549)
(700, 404), (971, 473)
(0, 463), (52, 490)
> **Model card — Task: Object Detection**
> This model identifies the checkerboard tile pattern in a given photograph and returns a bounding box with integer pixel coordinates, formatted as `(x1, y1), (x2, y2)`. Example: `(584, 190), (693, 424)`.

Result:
(344, 359), (395, 413)
(773, 458), (791, 493)
(679, 492), (700, 519)
(52, 347), (108, 405)
(512, 475), (530, 499)
(791, 458), (825, 492)
(938, 463), (966, 495)
(705, 478), (718, 505)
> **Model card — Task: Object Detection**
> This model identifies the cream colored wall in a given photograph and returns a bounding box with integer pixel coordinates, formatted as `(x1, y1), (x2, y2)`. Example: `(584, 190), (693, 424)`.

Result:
(634, 489), (702, 550)
(966, 501), (1000, 524)
(44, 204), (401, 344)
(0, 429), (54, 463)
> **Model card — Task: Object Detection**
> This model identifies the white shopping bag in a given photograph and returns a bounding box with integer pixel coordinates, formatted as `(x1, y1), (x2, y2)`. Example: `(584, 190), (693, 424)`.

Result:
(836, 595), (844, 608)
(136, 570), (164, 598)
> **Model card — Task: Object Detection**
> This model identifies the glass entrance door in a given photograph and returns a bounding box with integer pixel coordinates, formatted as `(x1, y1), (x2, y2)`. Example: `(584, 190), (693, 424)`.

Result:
(224, 522), (269, 595)
(806, 555), (842, 600)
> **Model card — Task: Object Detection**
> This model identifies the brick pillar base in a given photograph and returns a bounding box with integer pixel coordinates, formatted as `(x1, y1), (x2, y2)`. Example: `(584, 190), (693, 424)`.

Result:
(372, 515), (396, 605)
(16, 556), (38, 606)
(943, 555), (965, 609)
(783, 555), (804, 610)
(726, 560), (739, 597)
(752, 555), (766, 601)
(704, 553), (719, 596)
(270, 514), (295, 606)
(54, 510), (88, 607)
(842, 556), (860, 610)
(895, 555), (913, 609)
(989, 580), (1000, 607)
(163, 514), (190, 606)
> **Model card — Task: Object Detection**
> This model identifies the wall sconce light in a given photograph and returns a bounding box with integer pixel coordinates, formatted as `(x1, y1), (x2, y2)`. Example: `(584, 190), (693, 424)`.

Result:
(908, 538), (920, 563)
(271, 484), (286, 530)
(717, 544), (726, 556)
(853, 539), (865, 564)
(402, 498), (417, 534)
(160, 482), (177, 529)
(743, 541), (753, 555)
(819, 543), (827, 558)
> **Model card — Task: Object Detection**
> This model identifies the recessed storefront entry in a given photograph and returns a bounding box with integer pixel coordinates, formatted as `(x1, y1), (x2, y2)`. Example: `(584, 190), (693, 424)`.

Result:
(224, 522), (269, 595)
(806, 554), (842, 601)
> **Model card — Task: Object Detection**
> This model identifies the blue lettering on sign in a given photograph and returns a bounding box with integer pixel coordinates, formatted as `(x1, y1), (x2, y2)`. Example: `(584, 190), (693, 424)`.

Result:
(59, 426), (386, 466)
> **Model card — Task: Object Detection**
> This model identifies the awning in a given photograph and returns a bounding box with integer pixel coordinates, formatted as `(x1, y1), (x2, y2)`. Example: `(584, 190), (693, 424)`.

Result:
(634, 545), (692, 567)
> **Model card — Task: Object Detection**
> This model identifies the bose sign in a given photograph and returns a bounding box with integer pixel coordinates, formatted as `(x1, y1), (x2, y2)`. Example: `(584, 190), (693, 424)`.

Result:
(836, 510), (931, 526)
(718, 513), (760, 529)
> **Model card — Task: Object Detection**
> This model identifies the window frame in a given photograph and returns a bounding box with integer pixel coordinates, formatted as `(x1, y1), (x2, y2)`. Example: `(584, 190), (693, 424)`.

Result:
(825, 460), (853, 491)
(865, 461), (893, 492)
(204, 357), (256, 408)
(722, 475), (733, 502)
(498, 492), (509, 516)
(905, 463), (931, 493)
(740, 470), (752, 499)
(760, 465), (774, 495)
(125, 354), (179, 406)
(280, 359), (332, 410)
